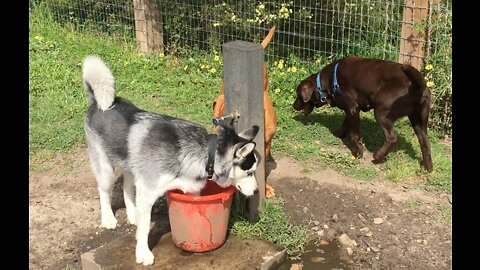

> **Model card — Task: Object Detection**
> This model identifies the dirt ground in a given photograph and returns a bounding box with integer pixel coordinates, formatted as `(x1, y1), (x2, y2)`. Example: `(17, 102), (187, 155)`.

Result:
(29, 147), (452, 270)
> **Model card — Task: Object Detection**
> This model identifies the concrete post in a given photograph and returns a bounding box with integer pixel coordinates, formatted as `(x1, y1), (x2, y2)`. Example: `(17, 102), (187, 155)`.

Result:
(222, 41), (265, 222)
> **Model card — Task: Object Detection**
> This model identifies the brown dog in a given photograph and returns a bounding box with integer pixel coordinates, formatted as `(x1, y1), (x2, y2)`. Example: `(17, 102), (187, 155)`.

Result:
(213, 26), (277, 197)
(293, 56), (433, 172)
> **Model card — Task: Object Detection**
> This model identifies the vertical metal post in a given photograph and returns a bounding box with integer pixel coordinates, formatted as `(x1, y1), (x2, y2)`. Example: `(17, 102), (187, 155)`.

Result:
(222, 41), (265, 222)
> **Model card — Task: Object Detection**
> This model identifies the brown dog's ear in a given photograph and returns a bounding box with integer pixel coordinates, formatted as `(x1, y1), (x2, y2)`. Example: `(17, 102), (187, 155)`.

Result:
(300, 82), (314, 103)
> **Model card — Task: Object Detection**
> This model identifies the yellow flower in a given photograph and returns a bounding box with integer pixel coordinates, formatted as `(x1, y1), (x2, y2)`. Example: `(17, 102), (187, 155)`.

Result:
(425, 64), (433, 71)
(159, 53), (165, 59)
(213, 22), (220, 27)
(351, 156), (356, 160)
(316, 59), (321, 64)
(279, 5), (290, 19)
(427, 81), (434, 87)
(201, 64), (206, 69)
(277, 59), (284, 69)
(210, 67), (217, 73)
(214, 55), (220, 62)
(123, 61), (129, 66)
(274, 88), (281, 94)
(34, 35), (42, 41)
(183, 65), (188, 71)
(256, 4), (265, 15)
(291, 66), (297, 73)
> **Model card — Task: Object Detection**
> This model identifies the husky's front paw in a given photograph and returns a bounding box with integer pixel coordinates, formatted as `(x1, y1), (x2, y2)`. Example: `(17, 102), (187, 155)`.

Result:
(136, 247), (155, 266)
(101, 215), (118, 229)
(126, 209), (136, 225)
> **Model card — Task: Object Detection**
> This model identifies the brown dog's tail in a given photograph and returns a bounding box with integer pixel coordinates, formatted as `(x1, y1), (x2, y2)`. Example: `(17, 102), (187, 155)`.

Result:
(401, 64), (426, 93)
(260, 26), (276, 50)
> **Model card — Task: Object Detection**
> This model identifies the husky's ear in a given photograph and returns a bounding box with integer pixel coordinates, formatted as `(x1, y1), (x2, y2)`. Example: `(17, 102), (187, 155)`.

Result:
(235, 142), (256, 158)
(238, 125), (259, 141)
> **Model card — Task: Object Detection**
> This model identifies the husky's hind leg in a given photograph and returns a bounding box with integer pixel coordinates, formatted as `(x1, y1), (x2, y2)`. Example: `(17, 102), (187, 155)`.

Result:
(122, 172), (136, 225)
(88, 144), (118, 229)
(134, 180), (160, 265)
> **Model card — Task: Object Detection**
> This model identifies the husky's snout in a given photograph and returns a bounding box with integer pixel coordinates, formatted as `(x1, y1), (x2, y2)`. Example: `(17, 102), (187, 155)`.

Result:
(234, 175), (258, 197)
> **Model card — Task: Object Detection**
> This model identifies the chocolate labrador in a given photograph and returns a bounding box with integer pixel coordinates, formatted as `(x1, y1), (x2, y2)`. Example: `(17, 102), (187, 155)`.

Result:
(293, 56), (433, 172)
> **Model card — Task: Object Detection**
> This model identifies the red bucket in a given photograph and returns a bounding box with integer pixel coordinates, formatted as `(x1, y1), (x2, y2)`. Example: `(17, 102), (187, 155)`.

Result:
(166, 180), (237, 252)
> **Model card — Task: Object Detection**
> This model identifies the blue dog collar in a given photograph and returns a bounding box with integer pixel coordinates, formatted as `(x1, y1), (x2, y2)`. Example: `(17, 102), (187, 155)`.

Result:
(333, 62), (340, 94)
(316, 72), (326, 102)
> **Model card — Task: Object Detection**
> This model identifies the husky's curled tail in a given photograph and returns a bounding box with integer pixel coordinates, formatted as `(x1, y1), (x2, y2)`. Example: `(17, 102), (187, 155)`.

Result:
(82, 56), (116, 111)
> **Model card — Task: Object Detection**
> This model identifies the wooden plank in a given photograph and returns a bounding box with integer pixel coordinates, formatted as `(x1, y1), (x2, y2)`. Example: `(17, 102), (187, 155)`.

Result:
(133, 0), (148, 53)
(399, 0), (429, 70)
(133, 0), (164, 53)
(145, 0), (164, 52)
(222, 41), (265, 222)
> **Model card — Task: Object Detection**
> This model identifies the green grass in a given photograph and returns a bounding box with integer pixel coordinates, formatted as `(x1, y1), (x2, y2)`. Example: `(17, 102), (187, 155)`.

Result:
(29, 9), (452, 194)
(29, 10), (223, 165)
(404, 199), (421, 209)
(29, 9), (452, 267)
(437, 203), (452, 225)
(230, 197), (309, 258)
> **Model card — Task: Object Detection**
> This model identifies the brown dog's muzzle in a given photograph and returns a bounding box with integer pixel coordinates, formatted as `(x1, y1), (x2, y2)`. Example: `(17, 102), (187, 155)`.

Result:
(293, 98), (315, 115)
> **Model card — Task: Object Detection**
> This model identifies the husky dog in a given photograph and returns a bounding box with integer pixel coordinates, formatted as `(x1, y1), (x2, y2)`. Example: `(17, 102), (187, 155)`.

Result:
(82, 55), (259, 265)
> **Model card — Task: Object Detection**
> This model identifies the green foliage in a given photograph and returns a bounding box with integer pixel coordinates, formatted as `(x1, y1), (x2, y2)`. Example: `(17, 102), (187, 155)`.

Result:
(30, 0), (452, 133)
(29, 7), (451, 194)
(422, 2), (452, 134)
(230, 196), (309, 258)
(30, 0), (135, 39)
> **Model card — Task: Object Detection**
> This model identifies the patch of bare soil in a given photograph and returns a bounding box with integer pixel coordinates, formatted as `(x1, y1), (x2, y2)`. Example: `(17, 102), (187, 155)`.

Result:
(268, 157), (452, 270)
(29, 148), (451, 270)
(29, 147), (141, 270)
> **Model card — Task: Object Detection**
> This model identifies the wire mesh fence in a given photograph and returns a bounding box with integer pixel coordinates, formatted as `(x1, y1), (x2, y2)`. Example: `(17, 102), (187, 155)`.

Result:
(29, 0), (452, 132)
(29, 0), (451, 67)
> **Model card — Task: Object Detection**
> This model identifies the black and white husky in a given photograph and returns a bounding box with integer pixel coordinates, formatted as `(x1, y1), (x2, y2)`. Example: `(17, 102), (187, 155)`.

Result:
(82, 56), (259, 265)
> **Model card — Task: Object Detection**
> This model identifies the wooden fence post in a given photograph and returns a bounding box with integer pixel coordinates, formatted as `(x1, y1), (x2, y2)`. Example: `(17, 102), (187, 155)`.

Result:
(222, 41), (265, 223)
(399, 0), (429, 70)
(133, 0), (164, 53)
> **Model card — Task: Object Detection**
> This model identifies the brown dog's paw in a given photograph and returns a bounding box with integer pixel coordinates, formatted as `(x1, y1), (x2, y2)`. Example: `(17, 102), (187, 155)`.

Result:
(423, 162), (433, 173)
(352, 149), (363, 159)
(372, 152), (386, 163)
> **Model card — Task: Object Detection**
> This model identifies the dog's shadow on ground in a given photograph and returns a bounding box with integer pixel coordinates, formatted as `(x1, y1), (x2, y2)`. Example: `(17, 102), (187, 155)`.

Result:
(111, 176), (171, 250)
(293, 113), (420, 164)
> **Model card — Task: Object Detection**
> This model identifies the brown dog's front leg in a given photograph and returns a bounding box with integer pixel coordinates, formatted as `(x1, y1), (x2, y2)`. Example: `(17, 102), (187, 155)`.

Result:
(334, 117), (349, 138)
(339, 97), (363, 158)
(347, 110), (363, 158)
